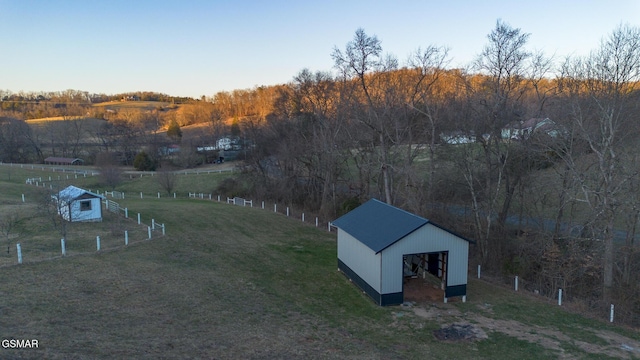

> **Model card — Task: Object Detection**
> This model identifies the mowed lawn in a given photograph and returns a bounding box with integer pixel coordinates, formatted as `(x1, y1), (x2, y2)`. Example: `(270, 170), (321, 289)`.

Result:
(0, 165), (639, 359)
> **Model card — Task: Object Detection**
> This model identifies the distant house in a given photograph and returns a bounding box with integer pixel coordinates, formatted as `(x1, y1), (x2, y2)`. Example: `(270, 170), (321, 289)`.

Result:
(159, 144), (180, 156)
(53, 186), (105, 222)
(440, 131), (476, 144)
(217, 137), (233, 151)
(196, 145), (216, 152)
(332, 199), (473, 305)
(44, 157), (84, 166)
(501, 118), (563, 140)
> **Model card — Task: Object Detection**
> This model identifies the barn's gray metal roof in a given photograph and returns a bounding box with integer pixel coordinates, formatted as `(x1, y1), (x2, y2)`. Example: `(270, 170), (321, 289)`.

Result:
(332, 199), (429, 253)
(333, 199), (474, 253)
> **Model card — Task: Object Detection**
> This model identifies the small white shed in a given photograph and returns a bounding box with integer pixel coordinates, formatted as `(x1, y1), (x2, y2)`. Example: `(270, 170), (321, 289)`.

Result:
(54, 186), (105, 222)
(332, 199), (473, 306)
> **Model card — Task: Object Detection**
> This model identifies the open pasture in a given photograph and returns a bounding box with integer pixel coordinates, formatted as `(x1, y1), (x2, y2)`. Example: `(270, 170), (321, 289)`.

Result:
(0, 165), (638, 359)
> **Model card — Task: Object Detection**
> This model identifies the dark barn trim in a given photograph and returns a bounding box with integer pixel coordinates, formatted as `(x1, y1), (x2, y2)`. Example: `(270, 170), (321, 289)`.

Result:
(445, 284), (467, 298)
(338, 259), (403, 306)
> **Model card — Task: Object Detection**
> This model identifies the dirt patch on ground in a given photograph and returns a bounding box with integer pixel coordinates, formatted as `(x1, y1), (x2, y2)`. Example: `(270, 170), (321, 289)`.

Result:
(433, 323), (488, 342)
(406, 300), (640, 359)
(403, 276), (445, 303)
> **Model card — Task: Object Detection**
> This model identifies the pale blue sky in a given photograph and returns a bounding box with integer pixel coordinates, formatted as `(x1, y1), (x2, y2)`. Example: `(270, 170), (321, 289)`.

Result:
(0, 0), (638, 98)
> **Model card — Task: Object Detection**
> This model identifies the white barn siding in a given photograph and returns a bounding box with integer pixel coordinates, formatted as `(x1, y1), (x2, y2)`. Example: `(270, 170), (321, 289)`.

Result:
(337, 229), (381, 293)
(71, 198), (102, 222)
(59, 197), (102, 222)
(380, 224), (468, 294)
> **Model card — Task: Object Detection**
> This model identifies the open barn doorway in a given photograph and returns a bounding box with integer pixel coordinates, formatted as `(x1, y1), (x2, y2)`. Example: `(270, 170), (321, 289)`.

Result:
(402, 252), (448, 303)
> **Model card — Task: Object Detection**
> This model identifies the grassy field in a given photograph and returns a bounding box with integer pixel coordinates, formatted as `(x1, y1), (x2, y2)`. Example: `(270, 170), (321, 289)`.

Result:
(24, 116), (92, 123)
(0, 164), (639, 359)
(92, 100), (172, 111)
(24, 116), (106, 128)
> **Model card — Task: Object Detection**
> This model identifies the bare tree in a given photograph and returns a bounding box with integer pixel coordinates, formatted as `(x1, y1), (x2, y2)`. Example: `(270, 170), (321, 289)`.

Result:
(332, 28), (395, 204)
(403, 46), (451, 209)
(0, 209), (23, 255)
(96, 152), (123, 190)
(454, 20), (534, 264)
(558, 24), (640, 301)
(0, 117), (38, 163)
(157, 170), (179, 195)
(332, 29), (451, 207)
(35, 185), (71, 242)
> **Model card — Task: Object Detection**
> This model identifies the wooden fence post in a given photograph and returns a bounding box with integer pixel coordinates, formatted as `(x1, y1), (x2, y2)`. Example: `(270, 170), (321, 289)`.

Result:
(96, 236), (101, 251)
(16, 243), (22, 264)
(61, 238), (66, 256)
(125, 231), (129, 246)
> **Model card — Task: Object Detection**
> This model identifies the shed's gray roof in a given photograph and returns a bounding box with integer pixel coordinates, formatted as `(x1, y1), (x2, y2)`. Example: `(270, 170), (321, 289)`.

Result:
(332, 199), (429, 253)
(57, 185), (104, 203)
(333, 199), (474, 253)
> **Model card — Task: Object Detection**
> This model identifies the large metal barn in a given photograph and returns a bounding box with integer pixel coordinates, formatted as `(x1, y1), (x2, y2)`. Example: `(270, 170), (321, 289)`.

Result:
(332, 199), (473, 306)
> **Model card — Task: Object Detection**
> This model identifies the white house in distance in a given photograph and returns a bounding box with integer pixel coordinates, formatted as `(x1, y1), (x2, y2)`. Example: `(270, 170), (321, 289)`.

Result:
(501, 118), (564, 140)
(332, 199), (473, 305)
(54, 186), (105, 222)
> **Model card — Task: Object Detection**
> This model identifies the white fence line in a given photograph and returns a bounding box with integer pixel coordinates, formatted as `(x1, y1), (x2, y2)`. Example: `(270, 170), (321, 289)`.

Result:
(23, 176), (326, 234)
(11, 182), (168, 267)
(98, 189), (335, 233)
